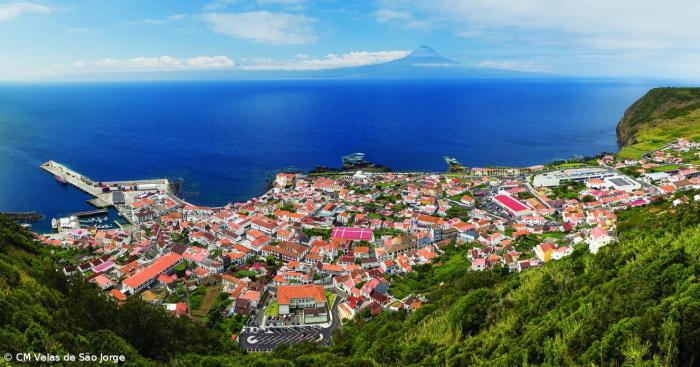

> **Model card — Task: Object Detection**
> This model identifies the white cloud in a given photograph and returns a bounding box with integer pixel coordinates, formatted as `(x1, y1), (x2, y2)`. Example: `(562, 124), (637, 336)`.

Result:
(372, 9), (410, 22)
(203, 0), (305, 11)
(202, 0), (236, 12)
(240, 50), (409, 70)
(54, 55), (234, 73)
(376, 0), (700, 51)
(0, 1), (51, 21)
(186, 55), (235, 68)
(202, 11), (317, 45)
(372, 8), (430, 30)
(140, 13), (187, 25)
(478, 60), (550, 72)
(257, 0), (305, 9)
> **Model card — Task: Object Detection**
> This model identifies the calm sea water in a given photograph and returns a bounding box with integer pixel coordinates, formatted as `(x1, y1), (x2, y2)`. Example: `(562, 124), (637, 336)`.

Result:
(0, 79), (651, 232)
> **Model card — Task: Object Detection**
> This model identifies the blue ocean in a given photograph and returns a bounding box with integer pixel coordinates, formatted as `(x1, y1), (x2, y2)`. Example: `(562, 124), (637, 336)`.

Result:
(0, 79), (651, 232)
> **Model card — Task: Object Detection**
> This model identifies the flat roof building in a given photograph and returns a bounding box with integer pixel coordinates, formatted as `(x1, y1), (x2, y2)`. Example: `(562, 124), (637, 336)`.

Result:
(493, 194), (532, 216)
(534, 168), (615, 187)
(605, 176), (641, 192)
(331, 227), (374, 242)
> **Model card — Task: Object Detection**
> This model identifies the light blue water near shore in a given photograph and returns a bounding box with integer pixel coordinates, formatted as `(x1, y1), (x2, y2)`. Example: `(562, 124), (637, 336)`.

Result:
(0, 79), (652, 232)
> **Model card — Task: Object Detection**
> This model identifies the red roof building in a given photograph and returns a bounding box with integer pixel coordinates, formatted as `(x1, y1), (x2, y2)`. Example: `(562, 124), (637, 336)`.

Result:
(493, 194), (532, 216)
(277, 284), (326, 315)
(122, 253), (182, 294)
(331, 227), (374, 242)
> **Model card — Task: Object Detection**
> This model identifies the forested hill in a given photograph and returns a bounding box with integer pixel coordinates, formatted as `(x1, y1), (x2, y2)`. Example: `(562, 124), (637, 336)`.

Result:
(616, 87), (700, 157)
(0, 214), (233, 366)
(2, 197), (700, 366)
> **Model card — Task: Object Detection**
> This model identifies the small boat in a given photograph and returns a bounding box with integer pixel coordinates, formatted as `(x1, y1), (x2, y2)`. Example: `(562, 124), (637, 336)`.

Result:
(55, 175), (68, 184)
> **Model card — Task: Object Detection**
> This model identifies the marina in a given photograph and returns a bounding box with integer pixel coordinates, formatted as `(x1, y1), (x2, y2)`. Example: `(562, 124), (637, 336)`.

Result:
(51, 210), (121, 230)
(41, 160), (177, 231)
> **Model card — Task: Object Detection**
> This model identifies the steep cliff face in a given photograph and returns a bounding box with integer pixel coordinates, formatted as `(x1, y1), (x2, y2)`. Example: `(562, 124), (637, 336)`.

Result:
(616, 87), (700, 146)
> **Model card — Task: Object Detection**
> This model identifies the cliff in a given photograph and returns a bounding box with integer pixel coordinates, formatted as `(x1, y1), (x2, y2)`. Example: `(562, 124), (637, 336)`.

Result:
(616, 87), (700, 147)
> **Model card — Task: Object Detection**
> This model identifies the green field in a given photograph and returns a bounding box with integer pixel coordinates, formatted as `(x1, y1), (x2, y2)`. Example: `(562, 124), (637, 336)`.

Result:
(265, 300), (279, 317)
(647, 164), (681, 173)
(618, 108), (700, 159)
(190, 285), (222, 320)
(325, 290), (337, 309)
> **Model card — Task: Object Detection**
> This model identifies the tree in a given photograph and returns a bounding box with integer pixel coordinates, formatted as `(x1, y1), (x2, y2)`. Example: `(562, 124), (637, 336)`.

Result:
(448, 288), (495, 337)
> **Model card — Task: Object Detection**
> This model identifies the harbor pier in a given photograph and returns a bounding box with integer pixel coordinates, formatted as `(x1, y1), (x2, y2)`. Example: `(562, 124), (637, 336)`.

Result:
(41, 160), (176, 227)
(41, 161), (173, 206)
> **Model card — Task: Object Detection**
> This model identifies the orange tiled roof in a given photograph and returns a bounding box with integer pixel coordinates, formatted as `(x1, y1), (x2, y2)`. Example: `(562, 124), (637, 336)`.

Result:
(122, 253), (181, 289)
(277, 284), (325, 305)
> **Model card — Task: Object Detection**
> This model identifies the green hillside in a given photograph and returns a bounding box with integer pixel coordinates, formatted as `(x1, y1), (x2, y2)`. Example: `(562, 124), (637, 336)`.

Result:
(3, 193), (700, 366)
(617, 87), (700, 159)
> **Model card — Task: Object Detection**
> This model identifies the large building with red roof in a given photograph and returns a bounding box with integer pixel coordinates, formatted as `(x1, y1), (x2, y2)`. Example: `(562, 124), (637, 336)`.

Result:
(331, 227), (374, 242)
(122, 252), (182, 294)
(277, 284), (326, 315)
(493, 194), (532, 216)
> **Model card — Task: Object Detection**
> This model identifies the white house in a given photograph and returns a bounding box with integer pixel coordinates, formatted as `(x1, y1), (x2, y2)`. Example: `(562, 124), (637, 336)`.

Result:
(587, 226), (613, 254)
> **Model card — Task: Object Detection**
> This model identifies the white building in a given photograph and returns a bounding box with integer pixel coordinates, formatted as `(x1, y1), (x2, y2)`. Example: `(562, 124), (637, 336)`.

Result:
(587, 227), (614, 254)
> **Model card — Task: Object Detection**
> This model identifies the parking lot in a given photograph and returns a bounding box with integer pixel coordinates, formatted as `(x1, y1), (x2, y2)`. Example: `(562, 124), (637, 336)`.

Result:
(239, 293), (342, 352)
(239, 326), (330, 352)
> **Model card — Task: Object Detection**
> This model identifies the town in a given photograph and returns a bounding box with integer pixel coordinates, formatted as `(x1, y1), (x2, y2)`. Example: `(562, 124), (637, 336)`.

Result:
(32, 139), (700, 352)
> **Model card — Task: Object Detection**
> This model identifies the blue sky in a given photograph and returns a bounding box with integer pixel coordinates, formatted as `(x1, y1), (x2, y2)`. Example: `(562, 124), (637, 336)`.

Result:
(1, 0), (699, 80)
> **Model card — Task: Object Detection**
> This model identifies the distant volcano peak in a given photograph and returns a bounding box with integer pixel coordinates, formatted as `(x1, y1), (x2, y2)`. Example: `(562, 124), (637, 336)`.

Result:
(396, 45), (458, 66)
(409, 45), (440, 57)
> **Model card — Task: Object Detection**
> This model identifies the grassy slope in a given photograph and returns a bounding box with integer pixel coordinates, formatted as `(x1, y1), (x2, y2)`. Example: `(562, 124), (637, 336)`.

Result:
(617, 87), (700, 159)
(191, 285), (223, 320)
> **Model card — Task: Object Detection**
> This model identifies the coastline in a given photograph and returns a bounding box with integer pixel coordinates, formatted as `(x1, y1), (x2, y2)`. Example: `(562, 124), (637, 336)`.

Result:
(36, 149), (617, 234)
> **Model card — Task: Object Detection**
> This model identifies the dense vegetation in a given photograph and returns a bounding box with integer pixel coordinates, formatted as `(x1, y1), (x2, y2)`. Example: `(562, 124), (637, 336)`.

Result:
(3, 194), (700, 366)
(616, 87), (700, 158)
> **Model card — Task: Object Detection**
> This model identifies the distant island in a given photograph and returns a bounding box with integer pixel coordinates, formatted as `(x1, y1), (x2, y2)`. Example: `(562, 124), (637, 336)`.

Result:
(52, 45), (543, 82)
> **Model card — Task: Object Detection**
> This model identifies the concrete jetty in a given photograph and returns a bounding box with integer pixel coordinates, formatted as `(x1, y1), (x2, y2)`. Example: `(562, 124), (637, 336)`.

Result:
(42, 161), (103, 196)
(42, 161), (171, 193)
(41, 161), (176, 226)
(87, 197), (112, 208)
